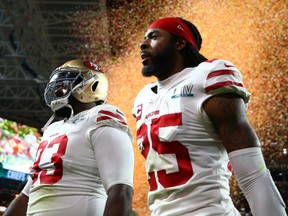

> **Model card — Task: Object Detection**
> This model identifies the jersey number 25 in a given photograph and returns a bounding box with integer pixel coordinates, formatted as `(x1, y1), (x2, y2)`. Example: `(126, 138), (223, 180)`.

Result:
(137, 113), (193, 191)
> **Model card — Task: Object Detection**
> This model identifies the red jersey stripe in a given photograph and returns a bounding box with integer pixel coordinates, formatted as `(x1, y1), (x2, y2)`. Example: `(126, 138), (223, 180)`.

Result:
(207, 70), (235, 79)
(205, 81), (244, 93)
(204, 58), (218, 63)
(97, 110), (127, 125)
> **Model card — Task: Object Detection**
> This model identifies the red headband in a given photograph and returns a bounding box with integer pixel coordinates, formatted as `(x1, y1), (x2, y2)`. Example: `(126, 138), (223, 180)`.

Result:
(148, 17), (199, 51)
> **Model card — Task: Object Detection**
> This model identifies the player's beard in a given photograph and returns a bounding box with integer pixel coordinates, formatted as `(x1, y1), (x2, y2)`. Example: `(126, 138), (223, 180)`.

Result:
(141, 42), (176, 79)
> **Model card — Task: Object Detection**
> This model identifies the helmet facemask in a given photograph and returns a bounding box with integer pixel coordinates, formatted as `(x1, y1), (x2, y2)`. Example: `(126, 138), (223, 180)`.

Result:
(44, 67), (83, 112)
(42, 60), (108, 131)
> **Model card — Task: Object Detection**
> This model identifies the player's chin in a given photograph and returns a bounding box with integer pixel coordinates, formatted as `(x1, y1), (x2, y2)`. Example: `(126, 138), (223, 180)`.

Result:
(142, 65), (156, 77)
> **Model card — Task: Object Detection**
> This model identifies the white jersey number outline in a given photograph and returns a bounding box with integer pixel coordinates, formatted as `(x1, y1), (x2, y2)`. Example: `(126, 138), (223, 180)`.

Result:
(32, 135), (68, 184)
(137, 113), (193, 191)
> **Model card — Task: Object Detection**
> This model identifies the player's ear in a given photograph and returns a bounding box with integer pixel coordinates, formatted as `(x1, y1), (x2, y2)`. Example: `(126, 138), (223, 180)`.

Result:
(176, 38), (187, 51)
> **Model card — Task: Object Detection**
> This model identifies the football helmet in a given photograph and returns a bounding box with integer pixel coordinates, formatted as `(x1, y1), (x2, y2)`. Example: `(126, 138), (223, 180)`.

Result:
(44, 59), (108, 112)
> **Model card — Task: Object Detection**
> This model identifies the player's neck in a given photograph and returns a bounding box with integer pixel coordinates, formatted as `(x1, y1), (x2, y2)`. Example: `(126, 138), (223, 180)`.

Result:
(72, 102), (96, 115)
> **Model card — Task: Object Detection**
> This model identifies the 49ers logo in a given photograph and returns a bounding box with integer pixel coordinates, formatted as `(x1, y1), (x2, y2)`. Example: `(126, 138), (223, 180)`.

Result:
(84, 61), (103, 72)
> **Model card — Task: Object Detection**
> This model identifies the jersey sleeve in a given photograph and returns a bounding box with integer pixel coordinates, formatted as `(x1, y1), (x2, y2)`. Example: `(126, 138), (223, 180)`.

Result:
(88, 104), (133, 142)
(204, 60), (251, 103)
(90, 126), (134, 192)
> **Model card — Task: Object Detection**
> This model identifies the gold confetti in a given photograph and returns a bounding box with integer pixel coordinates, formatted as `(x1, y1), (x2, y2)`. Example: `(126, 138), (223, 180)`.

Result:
(72, 0), (287, 214)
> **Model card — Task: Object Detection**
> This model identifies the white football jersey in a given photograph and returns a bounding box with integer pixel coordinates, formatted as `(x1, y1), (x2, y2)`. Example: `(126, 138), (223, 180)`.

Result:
(132, 59), (250, 216)
(26, 104), (134, 216)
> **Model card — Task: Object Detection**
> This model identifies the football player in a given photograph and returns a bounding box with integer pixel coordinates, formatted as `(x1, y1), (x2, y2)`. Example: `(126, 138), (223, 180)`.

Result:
(132, 17), (286, 216)
(4, 60), (134, 216)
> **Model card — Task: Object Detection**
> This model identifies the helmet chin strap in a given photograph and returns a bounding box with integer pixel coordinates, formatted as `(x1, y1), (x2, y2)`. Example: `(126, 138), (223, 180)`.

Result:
(41, 96), (75, 131)
(41, 113), (56, 132)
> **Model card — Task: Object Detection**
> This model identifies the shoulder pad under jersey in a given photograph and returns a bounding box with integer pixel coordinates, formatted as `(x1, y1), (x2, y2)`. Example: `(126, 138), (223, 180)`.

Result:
(204, 59), (250, 103)
(92, 104), (132, 141)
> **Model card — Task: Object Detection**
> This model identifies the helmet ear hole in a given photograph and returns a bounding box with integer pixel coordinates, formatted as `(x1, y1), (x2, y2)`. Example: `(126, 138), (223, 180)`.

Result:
(92, 81), (99, 92)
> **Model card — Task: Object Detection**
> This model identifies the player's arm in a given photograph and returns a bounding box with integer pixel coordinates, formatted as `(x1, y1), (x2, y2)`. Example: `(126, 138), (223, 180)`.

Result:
(203, 93), (286, 216)
(91, 126), (134, 216)
(3, 193), (29, 216)
(3, 177), (32, 216)
(104, 184), (133, 216)
(203, 93), (259, 152)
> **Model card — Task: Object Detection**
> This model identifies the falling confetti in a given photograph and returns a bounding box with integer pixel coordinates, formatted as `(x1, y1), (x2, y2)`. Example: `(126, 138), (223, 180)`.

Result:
(72, 0), (287, 214)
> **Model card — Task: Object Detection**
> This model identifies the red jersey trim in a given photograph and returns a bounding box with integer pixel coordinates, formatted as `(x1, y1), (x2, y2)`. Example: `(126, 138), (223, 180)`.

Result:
(204, 58), (218, 63)
(97, 110), (127, 125)
(207, 70), (235, 79)
(205, 81), (244, 93)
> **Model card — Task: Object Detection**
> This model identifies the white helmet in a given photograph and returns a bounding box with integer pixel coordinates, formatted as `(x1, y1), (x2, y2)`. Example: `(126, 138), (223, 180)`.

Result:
(44, 59), (108, 112)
